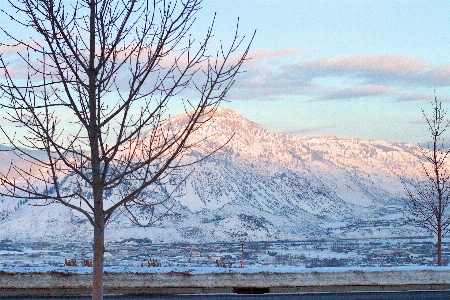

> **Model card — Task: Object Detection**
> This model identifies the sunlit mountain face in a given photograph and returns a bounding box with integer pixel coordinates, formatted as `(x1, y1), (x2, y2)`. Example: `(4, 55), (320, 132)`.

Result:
(0, 108), (429, 243)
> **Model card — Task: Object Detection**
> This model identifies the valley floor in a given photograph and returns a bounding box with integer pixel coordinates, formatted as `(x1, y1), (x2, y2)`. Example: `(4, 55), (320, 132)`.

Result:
(0, 237), (448, 269)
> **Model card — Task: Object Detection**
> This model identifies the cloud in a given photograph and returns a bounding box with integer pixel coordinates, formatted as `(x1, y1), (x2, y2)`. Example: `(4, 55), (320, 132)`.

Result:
(407, 117), (427, 126)
(3, 43), (448, 106)
(311, 86), (393, 102)
(296, 54), (450, 87)
(0, 44), (29, 56)
(396, 92), (450, 102)
(396, 92), (433, 102)
(230, 51), (450, 101)
(0, 39), (46, 56)
(245, 48), (305, 61)
(299, 54), (424, 76)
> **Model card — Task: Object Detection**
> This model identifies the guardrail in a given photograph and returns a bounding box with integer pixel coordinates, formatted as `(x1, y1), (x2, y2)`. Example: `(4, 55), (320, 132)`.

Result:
(1, 267), (450, 297)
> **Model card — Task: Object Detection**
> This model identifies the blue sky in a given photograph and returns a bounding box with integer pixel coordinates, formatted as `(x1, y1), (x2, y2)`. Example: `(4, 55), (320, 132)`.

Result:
(0, 1), (449, 145)
(192, 0), (450, 144)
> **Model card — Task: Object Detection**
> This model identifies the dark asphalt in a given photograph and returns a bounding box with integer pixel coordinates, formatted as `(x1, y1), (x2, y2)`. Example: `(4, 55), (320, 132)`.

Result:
(3, 291), (450, 300)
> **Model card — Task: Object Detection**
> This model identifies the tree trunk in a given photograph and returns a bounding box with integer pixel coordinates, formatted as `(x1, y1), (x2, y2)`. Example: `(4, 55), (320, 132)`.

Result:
(438, 225), (442, 266)
(91, 165), (104, 299)
(92, 220), (105, 300)
(88, 0), (104, 297)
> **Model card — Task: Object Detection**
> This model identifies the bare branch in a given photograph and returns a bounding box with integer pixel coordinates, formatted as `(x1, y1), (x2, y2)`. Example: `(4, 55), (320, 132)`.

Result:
(403, 97), (450, 266)
(0, 1), (253, 298)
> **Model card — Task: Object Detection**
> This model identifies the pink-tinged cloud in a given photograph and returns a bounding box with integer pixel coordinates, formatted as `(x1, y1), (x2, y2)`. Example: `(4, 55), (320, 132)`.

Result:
(0, 44), (28, 56)
(311, 86), (393, 101)
(300, 54), (426, 76)
(230, 51), (450, 100)
(289, 54), (450, 87)
(0, 63), (30, 79)
(0, 40), (46, 56)
(245, 48), (305, 61)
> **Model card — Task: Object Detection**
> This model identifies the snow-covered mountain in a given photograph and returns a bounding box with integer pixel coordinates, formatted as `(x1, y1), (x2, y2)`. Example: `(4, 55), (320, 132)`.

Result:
(0, 108), (430, 243)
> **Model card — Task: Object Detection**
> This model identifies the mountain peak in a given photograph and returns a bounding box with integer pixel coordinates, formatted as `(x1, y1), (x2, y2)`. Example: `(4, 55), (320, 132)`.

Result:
(210, 107), (262, 129)
(212, 107), (244, 119)
(165, 107), (247, 125)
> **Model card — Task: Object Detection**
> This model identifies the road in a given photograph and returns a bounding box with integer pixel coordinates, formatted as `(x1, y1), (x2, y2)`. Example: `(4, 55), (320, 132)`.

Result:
(4, 291), (450, 300)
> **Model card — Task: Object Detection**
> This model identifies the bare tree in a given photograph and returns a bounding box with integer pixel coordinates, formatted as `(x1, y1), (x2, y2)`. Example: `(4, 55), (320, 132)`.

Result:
(0, 0), (253, 298)
(403, 97), (450, 266)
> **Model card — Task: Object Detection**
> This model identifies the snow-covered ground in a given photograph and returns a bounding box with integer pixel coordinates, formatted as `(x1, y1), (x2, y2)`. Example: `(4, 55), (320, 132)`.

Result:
(1, 237), (448, 270)
(2, 264), (450, 274)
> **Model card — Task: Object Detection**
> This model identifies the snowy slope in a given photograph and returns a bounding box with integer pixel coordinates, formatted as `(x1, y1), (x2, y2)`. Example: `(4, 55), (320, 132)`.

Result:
(0, 108), (430, 243)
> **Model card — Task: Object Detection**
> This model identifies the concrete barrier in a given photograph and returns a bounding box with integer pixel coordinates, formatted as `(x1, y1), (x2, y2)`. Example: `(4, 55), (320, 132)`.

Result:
(1, 267), (450, 296)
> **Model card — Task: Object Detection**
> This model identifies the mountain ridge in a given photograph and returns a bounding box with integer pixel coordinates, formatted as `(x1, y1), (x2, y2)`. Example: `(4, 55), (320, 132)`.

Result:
(0, 108), (429, 243)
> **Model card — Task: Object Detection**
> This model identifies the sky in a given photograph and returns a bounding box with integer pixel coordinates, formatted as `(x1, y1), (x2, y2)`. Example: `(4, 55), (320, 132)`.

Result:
(191, 0), (450, 144)
(0, 0), (449, 145)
